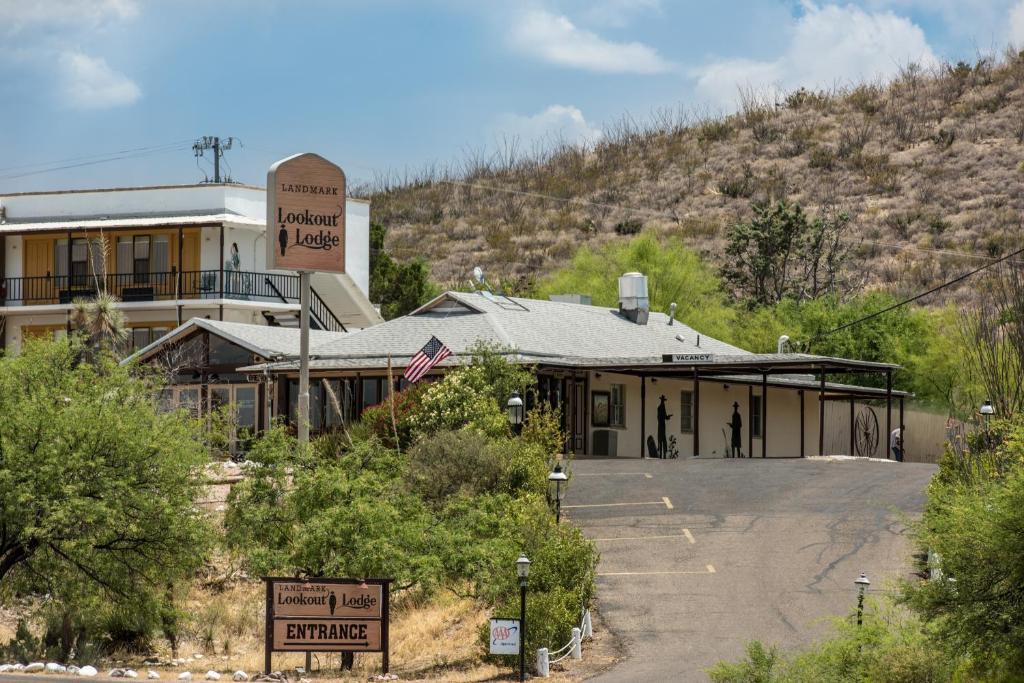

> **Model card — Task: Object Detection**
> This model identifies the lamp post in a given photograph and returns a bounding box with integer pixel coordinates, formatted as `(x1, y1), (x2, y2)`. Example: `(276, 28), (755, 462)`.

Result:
(855, 572), (870, 626)
(548, 463), (568, 523)
(516, 554), (531, 682)
(507, 391), (525, 435)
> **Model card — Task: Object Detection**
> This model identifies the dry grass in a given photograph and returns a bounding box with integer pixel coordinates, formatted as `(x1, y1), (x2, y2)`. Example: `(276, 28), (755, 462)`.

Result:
(362, 50), (1024, 304)
(100, 582), (621, 682)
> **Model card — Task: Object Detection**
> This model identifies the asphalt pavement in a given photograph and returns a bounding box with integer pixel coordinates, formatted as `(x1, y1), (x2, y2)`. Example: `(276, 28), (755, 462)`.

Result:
(566, 456), (937, 682)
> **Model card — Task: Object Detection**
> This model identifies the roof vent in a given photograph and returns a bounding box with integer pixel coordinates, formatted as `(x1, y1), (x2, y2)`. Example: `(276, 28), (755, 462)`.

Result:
(618, 272), (649, 325)
(549, 294), (592, 306)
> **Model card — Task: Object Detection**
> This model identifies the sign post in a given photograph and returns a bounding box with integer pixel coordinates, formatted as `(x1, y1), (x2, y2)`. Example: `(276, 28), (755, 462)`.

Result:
(263, 577), (390, 675)
(266, 153), (347, 445)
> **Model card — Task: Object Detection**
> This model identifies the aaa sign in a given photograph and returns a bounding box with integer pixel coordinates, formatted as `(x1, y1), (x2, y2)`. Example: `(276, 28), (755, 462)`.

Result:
(266, 153), (346, 273)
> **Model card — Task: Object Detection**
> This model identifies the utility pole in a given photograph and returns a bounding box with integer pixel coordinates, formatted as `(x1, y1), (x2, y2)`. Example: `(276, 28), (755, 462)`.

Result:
(193, 136), (235, 183)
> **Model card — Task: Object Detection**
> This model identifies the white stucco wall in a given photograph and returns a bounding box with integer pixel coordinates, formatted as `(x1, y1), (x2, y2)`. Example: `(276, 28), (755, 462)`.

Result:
(585, 371), (824, 458)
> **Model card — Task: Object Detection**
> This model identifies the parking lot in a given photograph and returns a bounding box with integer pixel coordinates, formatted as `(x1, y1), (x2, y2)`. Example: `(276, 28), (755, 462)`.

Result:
(567, 457), (937, 682)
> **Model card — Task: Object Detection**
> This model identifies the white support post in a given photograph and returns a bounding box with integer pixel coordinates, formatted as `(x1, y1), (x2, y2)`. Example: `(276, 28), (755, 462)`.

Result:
(297, 271), (311, 446)
(536, 648), (549, 677)
(582, 609), (593, 638)
(571, 628), (582, 660)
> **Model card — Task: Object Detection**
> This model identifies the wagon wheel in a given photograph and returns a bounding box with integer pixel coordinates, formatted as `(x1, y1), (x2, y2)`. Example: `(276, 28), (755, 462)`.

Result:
(854, 407), (879, 457)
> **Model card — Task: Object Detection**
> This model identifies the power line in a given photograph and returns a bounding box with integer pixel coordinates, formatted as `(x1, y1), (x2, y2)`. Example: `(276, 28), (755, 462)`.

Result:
(0, 144), (192, 181)
(810, 245), (1024, 342)
(0, 140), (194, 174)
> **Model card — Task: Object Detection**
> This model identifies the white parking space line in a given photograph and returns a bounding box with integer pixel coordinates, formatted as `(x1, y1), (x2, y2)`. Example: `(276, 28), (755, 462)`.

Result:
(598, 565), (717, 577)
(591, 533), (693, 542)
(573, 472), (654, 479)
(564, 498), (673, 510)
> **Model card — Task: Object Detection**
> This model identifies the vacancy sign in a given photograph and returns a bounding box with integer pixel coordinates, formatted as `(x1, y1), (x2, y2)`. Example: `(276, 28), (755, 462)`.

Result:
(489, 619), (520, 655)
(266, 153), (346, 273)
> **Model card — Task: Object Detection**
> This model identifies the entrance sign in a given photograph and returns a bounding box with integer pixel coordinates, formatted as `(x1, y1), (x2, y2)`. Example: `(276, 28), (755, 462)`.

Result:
(662, 353), (715, 363)
(489, 619), (520, 655)
(266, 153), (347, 274)
(264, 578), (390, 673)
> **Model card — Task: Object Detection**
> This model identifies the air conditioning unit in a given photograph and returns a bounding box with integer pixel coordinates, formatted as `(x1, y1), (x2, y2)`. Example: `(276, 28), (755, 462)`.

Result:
(592, 429), (618, 457)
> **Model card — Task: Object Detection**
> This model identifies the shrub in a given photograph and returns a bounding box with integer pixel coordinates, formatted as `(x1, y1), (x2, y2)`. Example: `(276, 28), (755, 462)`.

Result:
(409, 367), (509, 438)
(360, 381), (428, 449)
(614, 218), (643, 235)
(406, 430), (504, 504)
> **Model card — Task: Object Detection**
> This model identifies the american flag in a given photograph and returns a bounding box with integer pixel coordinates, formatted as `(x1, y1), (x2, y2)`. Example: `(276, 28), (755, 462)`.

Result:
(403, 336), (453, 383)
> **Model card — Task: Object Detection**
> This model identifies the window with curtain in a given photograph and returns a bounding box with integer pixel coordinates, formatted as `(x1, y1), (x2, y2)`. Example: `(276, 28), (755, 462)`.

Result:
(152, 235), (169, 285)
(117, 237), (133, 275)
(54, 240), (68, 280)
(680, 391), (694, 433)
(134, 236), (150, 284)
(71, 239), (89, 286)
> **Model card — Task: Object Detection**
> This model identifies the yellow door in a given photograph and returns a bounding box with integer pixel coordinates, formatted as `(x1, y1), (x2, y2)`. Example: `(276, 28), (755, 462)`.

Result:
(23, 238), (56, 303)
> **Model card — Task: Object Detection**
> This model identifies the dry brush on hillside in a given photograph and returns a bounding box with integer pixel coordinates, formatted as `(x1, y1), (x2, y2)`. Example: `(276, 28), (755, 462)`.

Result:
(361, 51), (1024, 305)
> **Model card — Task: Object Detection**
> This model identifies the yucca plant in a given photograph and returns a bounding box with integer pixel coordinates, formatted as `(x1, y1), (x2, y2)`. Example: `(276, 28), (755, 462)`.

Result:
(70, 291), (128, 357)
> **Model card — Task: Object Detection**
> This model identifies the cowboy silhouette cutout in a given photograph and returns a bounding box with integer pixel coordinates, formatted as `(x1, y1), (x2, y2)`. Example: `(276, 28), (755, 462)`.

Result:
(278, 224), (288, 257)
(727, 402), (743, 458)
(657, 395), (672, 459)
(328, 590), (337, 615)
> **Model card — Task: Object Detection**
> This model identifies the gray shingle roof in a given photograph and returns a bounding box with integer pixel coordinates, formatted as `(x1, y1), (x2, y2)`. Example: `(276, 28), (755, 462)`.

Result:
(125, 318), (338, 364)
(307, 291), (747, 362)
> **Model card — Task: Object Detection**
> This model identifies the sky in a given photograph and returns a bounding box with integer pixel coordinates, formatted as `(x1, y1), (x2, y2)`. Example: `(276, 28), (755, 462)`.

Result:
(3, 0), (1024, 194)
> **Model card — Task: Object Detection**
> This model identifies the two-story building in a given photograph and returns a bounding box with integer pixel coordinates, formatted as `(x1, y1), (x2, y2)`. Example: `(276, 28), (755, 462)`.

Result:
(0, 183), (382, 353)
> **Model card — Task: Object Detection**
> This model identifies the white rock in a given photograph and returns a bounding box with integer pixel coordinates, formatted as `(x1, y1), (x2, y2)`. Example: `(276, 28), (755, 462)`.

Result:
(125, 670), (139, 679)
(67, 666), (81, 675)
(205, 671), (221, 681)
(148, 671), (161, 679)
(78, 666), (98, 677)
(109, 669), (126, 678)
(178, 673), (192, 681)
(192, 654), (204, 660)
(232, 672), (248, 682)
(25, 662), (46, 673)
(46, 663), (67, 673)
(0, 665), (13, 673)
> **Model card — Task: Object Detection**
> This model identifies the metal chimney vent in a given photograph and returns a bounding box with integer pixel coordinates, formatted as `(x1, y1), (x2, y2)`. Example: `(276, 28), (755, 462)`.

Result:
(618, 272), (649, 325)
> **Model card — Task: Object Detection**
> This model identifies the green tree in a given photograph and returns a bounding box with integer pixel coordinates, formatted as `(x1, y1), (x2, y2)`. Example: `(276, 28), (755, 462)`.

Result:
(721, 201), (854, 307)
(370, 222), (439, 319)
(535, 231), (736, 340)
(0, 338), (211, 657)
(904, 417), (1024, 678)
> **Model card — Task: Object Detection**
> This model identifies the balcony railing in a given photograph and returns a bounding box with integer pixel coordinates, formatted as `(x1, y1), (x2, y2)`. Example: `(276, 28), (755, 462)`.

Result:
(0, 270), (346, 332)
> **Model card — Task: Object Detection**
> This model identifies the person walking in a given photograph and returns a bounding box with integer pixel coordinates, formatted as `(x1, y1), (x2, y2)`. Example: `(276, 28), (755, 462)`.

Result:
(657, 395), (672, 459)
(890, 427), (903, 462)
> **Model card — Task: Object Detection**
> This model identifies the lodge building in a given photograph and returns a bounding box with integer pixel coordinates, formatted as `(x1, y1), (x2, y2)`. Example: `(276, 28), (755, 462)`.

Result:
(0, 184), (381, 354)
(132, 273), (915, 460)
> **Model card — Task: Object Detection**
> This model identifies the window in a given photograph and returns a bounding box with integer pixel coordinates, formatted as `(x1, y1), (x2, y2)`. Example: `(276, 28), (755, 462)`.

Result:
(209, 335), (252, 366)
(591, 391), (610, 427)
(680, 391), (694, 433)
(751, 395), (763, 438)
(129, 326), (171, 351)
(360, 377), (390, 412)
(610, 384), (626, 427)
(134, 235), (150, 283)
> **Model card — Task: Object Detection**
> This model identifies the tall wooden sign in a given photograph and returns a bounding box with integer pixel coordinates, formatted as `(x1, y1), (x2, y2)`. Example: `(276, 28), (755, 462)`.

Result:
(264, 577), (390, 674)
(266, 153), (347, 274)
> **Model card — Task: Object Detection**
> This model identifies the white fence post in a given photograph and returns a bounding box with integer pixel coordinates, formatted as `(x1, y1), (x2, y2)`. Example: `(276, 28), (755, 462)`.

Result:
(571, 628), (582, 660)
(582, 609), (593, 638)
(536, 648), (550, 677)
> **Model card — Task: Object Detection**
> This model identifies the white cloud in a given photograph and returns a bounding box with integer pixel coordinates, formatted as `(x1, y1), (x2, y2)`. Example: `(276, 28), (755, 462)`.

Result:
(580, 0), (661, 28)
(493, 105), (604, 146)
(59, 51), (141, 109)
(1010, 1), (1024, 46)
(692, 3), (939, 109)
(0, 0), (137, 36)
(509, 8), (672, 74)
